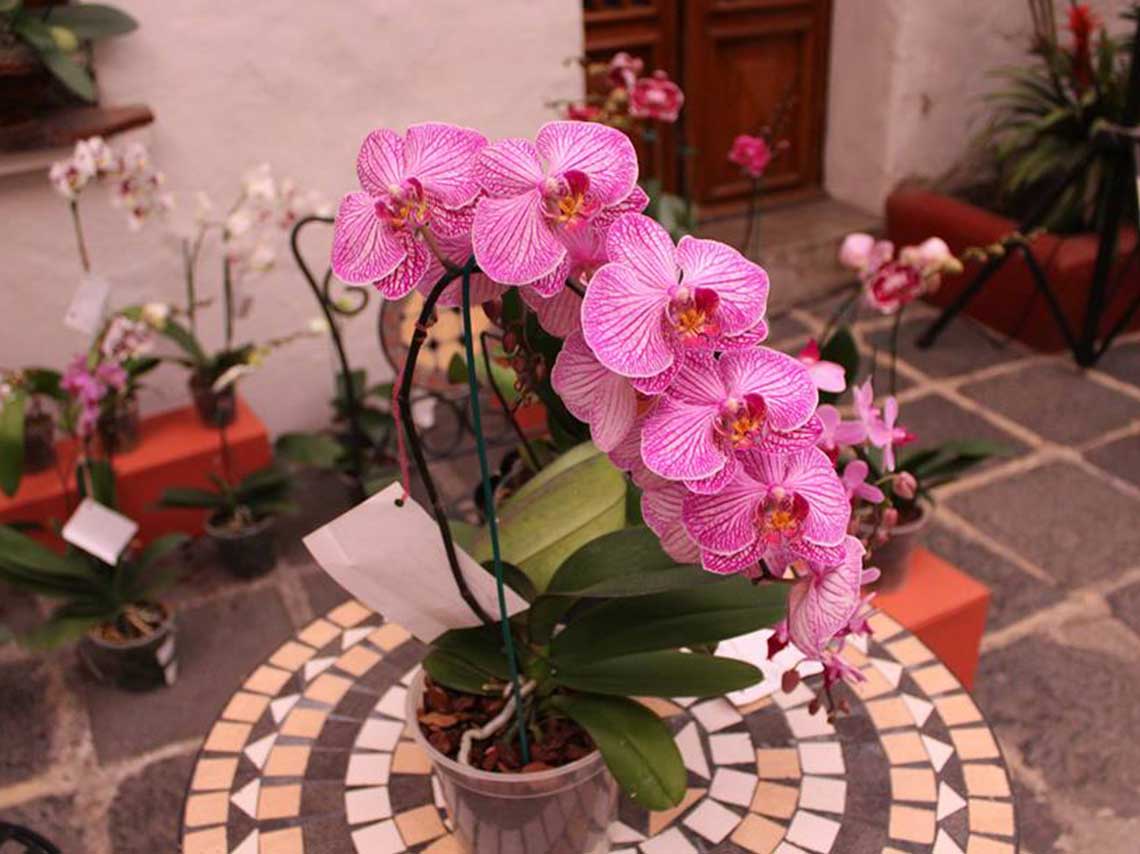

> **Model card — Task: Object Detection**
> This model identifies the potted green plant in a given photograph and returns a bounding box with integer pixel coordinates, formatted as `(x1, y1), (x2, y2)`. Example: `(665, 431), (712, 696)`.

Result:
(158, 463), (294, 578)
(0, 367), (66, 495)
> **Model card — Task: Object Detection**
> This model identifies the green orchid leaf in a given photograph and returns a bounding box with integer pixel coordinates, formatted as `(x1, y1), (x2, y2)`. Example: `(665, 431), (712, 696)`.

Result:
(549, 693), (685, 810)
(551, 650), (762, 698)
(478, 560), (538, 604)
(38, 49), (97, 102)
(422, 649), (503, 696)
(44, 4), (138, 39)
(430, 624), (513, 681)
(275, 432), (344, 469)
(0, 389), (27, 497)
(157, 487), (227, 510)
(0, 525), (95, 578)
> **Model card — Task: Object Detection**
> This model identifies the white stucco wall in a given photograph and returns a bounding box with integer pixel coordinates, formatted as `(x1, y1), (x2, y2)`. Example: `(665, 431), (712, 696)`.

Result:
(825, 0), (1134, 214)
(1, 0), (582, 434)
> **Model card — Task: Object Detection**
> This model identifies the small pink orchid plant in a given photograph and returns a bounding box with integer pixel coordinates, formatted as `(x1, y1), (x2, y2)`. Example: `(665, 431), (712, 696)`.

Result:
(557, 51), (685, 131)
(838, 232), (963, 316)
(329, 119), (904, 717)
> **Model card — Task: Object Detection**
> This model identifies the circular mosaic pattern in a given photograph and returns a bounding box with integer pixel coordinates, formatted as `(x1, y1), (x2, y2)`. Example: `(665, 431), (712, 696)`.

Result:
(181, 601), (1018, 854)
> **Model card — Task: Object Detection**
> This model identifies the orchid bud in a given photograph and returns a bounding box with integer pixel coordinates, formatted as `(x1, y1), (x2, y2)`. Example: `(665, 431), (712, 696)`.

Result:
(781, 669), (801, 693)
(50, 26), (79, 53)
(532, 355), (548, 383)
(894, 471), (918, 500)
(882, 507), (900, 530)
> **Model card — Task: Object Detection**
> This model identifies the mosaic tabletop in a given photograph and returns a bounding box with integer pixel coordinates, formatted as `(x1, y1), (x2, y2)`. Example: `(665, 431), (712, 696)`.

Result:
(181, 600), (1018, 854)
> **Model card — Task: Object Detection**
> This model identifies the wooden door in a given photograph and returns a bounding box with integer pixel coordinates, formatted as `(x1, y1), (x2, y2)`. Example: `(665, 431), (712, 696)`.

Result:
(583, 0), (832, 213)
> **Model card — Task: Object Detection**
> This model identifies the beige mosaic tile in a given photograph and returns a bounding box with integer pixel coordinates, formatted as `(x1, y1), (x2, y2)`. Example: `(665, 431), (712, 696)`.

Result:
(270, 640), (316, 671)
(391, 741), (433, 774)
(962, 764), (1011, 798)
(637, 696), (685, 718)
(935, 694), (983, 727)
(368, 622), (412, 650)
(260, 826), (304, 853)
(881, 731), (929, 765)
(244, 665), (292, 696)
(865, 697), (913, 731)
(181, 826), (227, 854)
(298, 618), (342, 648)
(327, 599), (372, 628)
(840, 644), (869, 670)
(304, 672), (353, 705)
(731, 812), (786, 854)
(968, 799), (1015, 836)
(889, 767), (937, 803)
(423, 836), (464, 854)
(257, 783), (302, 820)
(885, 635), (935, 666)
(203, 721), (252, 753)
(888, 805), (936, 844)
(280, 707), (328, 739)
(756, 748), (801, 780)
(849, 667), (894, 700)
(190, 757), (238, 791)
(868, 612), (904, 639)
(222, 691), (270, 723)
(395, 804), (448, 846)
(950, 727), (1001, 761)
(264, 744), (311, 777)
(751, 781), (799, 819)
(911, 664), (959, 696)
(184, 791), (229, 827)
(648, 787), (705, 836)
(966, 836), (1016, 854)
(736, 696), (774, 716)
(336, 645), (382, 677)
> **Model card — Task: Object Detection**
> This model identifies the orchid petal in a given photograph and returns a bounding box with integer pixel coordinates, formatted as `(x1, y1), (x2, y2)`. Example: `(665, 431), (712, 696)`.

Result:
(472, 192), (565, 285)
(603, 213), (677, 292)
(331, 192), (405, 284)
(682, 470), (762, 554)
(700, 540), (765, 575)
(550, 332), (636, 452)
(719, 347), (817, 431)
(675, 236), (769, 335)
(641, 396), (724, 482)
(404, 122), (487, 208)
(373, 235), (430, 300)
(476, 137), (544, 197)
(356, 129), (405, 196)
(581, 263), (672, 378)
(593, 184), (650, 230)
(757, 415), (824, 453)
(526, 256), (571, 298)
(809, 361), (847, 393)
(521, 285), (581, 337)
(685, 453), (739, 495)
(664, 351), (725, 405)
(535, 121), (638, 206)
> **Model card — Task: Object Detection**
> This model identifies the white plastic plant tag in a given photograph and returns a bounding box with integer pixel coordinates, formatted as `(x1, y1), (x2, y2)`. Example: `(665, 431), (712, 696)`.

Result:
(718, 627), (824, 708)
(303, 483), (526, 643)
(63, 273), (111, 335)
(61, 498), (139, 565)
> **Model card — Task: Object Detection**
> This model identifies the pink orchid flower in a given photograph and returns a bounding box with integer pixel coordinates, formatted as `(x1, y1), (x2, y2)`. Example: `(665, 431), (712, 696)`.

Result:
(640, 474), (701, 564)
(608, 51), (645, 91)
(728, 134), (773, 179)
(550, 331), (637, 452)
(796, 339), (846, 393)
(640, 348), (820, 493)
(682, 447), (850, 575)
(606, 411), (655, 487)
(815, 404), (867, 460)
(838, 232), (893, 276)
(863, 260), (923, 314)
(415, 232), (504, 309)
(471, 121), (640, 293)
(852, 379), (880, 435)
(581, 213), (769, 393)
(629, 71), (684, 123)
(866, 396), (915, 471)
(841, 459), (885, 504)
(331, 123), (487, 299)
(785, 536), (877, 658)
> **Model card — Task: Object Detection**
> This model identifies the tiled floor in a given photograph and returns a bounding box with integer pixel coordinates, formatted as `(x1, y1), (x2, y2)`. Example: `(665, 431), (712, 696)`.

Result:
(3, 287), (1140, 852)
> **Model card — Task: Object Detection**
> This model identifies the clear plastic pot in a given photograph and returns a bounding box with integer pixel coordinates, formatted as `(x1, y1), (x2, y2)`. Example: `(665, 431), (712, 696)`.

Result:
(407, 671), (618, 854)
(189, 371), (236, 428)
(868, 499), (933, 592)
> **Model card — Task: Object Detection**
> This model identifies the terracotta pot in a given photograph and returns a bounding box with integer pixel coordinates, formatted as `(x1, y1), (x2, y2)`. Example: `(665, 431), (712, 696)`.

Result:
(205, 513), (277, 578)
(407, 671), (618, 854)
(78, 602), (177, 691)
(189, 372), (236, 428)
(868, 501), (933, 593)
(96, 394), (140, 455)
(23, 411), (56, 473)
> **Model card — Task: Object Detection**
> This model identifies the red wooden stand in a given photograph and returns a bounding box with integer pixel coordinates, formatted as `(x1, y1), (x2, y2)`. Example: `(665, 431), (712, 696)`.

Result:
(875, 547), (991, 689)
(0, 399), (271, 544)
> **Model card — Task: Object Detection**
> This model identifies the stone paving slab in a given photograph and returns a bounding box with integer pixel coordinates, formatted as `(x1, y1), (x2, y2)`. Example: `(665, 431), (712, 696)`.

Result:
(0, 659), (56, 786)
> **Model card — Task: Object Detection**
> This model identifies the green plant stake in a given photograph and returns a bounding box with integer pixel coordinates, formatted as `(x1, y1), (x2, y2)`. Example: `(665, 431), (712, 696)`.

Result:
(459, 259), (530, 765)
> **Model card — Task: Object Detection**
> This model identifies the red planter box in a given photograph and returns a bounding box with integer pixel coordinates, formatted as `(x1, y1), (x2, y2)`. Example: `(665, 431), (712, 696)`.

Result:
(0, 398), (271, 545)
(886, 188), (1140, 352)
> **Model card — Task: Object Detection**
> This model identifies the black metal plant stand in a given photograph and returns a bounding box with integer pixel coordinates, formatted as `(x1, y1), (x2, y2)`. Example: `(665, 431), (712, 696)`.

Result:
(918, 13), (1140, 367)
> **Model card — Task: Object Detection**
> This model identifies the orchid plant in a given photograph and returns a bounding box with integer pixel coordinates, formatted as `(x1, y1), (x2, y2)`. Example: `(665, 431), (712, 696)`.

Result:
(0, 366), (65, 496)
(327, 119), (913, 808)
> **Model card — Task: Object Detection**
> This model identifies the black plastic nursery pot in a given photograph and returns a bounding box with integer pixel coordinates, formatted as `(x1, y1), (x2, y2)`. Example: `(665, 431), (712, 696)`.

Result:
(22, 411), (56, 473)
(79, 602), (177, 691)
(205, 513), (278, 578)
(96, 393), (141, 455)
(407, 671), (618, 854)
(189, 372), (236, 428)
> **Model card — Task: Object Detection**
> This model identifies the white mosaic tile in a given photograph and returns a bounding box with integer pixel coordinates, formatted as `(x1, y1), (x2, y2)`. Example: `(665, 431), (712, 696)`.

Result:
(351, 818), (404, 854)
(356, 718), (403, 752)
(785, 706), (836, 739)
(640, 827), (697, 854)
(870, 657), (903, 687)
(690, 698), (743, 733)
(710, 732), (755, 766)
(775, 845), (810, 854)
(933, 828), (966, 854)
(346, 752), (391, 786)
(230, 779), (259, 819)
(231, 828), (258, 854)
(242, 733), (276, 770)
(936, 781), (967, 821)
(798, 776), (846, 815)
(848, 633), (869, 654)
(376, 686), (408, 720)
(922, 735), (954, 772)
(431, 775), (446, 809)
(785, 810), (841, 853)
(683, 798), (740, 844)
(304, 656), (336, 681)
(902, 693), (934, 727)
(675, 722), (710, 780)
(709, 767), (757, 808)
(342, 627), (372, 650)
(345, 785), (392, 825)
(608, 822), (645, 844)
(773, 681), (815, 710)
(400, 665), (421, 686)
(798, 742), (844, 776)
(269, 694), (299, 724)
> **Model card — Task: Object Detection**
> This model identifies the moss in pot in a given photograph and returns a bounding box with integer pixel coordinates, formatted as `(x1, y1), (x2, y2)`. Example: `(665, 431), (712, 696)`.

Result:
(0, 523), (186, 691)
(159, 463), (294, 578)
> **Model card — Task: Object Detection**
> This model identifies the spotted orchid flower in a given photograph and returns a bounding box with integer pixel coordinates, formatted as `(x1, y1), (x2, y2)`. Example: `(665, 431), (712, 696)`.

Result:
(682, 447), (850, 575)
(641, 349), (820, 493)
(581, 213), (769, 394)
(550, 331), (637, 452)
(472, 121), (640, 294)
(841, 460), (885, 504)
(331, 123), (487, 299)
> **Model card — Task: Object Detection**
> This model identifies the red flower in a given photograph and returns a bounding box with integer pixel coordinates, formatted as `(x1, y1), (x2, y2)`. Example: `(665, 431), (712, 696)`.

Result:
(565, 102), (604, 122)
(1068, 3), (1098, 92)
(728, 134), (773, 179)
(629, 71), (684, 123)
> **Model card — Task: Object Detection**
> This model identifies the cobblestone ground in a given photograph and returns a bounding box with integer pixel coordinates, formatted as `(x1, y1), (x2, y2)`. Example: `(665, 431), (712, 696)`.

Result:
(3, 293), (1140, 852)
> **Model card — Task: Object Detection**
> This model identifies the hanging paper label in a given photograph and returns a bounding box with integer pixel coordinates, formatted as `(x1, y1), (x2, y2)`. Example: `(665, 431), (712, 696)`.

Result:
(718, 627), (824, 707)
(303, 483), (526, 643)
(64, 274), (111, 335)
(61, 498), (139, 565)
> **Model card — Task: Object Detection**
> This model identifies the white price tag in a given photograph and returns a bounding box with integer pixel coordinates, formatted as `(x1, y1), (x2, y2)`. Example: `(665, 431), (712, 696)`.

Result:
(61, 498), (139, 565)
(303, 483), (526, 643)
(64, 274), (111, 335)
(718, 627), (824, 708)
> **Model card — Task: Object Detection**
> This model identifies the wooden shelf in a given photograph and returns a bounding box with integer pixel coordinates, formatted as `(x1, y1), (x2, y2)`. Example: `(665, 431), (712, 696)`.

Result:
(0, 103), (154, 175)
